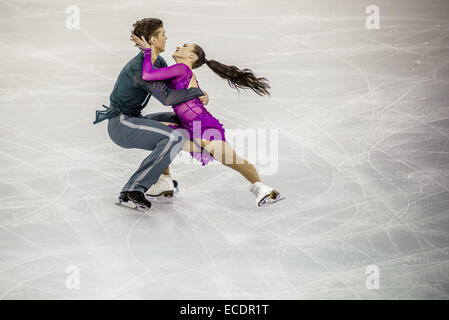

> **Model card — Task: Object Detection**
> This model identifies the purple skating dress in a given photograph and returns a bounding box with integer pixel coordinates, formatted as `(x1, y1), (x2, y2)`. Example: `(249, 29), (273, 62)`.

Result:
(141, 48), (226, 166)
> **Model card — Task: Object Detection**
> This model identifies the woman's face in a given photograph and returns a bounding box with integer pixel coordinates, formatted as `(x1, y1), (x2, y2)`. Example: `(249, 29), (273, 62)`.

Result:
(173, 43), (197, 61)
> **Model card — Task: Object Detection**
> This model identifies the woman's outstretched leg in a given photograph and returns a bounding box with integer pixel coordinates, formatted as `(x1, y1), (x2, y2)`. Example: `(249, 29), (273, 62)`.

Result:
(202, 140), (282, 206)
(180, 138), (282, 206)
(201, 140), (261, 184)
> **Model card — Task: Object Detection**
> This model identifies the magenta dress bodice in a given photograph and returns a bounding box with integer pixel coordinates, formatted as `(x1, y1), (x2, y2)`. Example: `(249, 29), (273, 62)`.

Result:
(141, 48), (226, 166)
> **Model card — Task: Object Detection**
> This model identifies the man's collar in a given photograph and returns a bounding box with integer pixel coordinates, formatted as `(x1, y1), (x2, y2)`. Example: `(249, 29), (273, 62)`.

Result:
(154, 55), (163, 67)
(137, 51), (165, 67)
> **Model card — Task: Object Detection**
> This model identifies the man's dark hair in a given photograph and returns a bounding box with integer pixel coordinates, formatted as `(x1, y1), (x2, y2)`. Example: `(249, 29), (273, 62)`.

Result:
(132, 18), (163, 41)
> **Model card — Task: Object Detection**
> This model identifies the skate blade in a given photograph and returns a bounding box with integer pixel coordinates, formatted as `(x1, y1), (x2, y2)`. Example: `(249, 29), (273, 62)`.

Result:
(146, 190), (174, 198)
(145, 196), (174, 204)
(115, 200), (149, 212)
(258, 190), (285, 207)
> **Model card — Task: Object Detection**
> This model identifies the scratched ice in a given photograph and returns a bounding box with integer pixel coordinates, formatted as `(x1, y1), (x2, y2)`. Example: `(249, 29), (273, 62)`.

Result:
(0, 0), (448, 299)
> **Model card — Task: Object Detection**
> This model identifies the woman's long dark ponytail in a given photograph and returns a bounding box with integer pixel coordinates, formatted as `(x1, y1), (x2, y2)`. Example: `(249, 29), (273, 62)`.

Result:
(192, 44), (270, 96)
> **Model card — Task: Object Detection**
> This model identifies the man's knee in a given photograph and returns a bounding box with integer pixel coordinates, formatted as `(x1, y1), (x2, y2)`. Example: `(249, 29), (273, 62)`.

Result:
(166, 130), (185, 162)
(171, 130), (185, 146)
(158, 130), (184, 148)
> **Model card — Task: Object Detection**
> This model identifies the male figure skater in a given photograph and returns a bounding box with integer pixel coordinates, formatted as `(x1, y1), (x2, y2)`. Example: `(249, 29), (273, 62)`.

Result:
(93, 18), (209, 210)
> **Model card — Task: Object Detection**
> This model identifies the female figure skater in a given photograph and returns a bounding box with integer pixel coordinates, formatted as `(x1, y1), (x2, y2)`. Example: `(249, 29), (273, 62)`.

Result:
(131, 35), (283, 207)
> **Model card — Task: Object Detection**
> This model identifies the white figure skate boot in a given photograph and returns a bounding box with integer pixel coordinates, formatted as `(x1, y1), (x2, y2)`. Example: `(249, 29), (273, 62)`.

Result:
(146, 174), (174, 198)
(249, 182), (284, 207)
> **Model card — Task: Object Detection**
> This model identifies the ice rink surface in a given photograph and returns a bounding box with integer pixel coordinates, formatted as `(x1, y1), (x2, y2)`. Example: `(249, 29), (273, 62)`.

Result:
(1, 0), (449, 299)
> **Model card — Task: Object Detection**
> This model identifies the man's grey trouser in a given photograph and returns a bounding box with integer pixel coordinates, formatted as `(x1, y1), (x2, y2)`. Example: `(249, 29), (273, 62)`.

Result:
(107, 112), (184, 193)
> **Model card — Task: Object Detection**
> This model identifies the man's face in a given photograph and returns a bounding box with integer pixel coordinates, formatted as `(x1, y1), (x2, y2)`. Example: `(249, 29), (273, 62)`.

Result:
(151, 27), (167, 53)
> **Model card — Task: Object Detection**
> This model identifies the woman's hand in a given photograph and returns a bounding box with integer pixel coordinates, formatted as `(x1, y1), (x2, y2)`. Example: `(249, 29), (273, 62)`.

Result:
(130, 34), (151, 51)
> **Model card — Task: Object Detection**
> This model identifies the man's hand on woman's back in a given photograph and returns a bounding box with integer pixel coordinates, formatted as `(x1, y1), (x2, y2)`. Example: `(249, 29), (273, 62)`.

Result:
(199, 91), (209, 105)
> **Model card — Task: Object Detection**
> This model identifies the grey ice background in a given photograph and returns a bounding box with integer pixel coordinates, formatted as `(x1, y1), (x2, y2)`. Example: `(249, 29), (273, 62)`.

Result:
(0, 0), (449, 299)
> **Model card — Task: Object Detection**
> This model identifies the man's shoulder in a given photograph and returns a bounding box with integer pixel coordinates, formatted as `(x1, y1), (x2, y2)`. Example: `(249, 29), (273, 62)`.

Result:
(128, 52), (144, 67)
(115, 52), (142, 77)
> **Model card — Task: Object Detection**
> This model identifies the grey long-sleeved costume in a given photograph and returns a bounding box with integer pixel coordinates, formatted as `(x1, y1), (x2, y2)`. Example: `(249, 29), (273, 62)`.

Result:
(93, 52), (204, 124)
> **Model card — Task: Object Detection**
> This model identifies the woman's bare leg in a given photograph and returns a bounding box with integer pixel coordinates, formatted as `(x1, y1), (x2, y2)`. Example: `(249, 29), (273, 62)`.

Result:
(201, 140), (261, 184)
(177, 136), (261, 184)
(178, 137), (281, 205)
(181, 138), (203, 153)
(160, 122), (177, 126)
